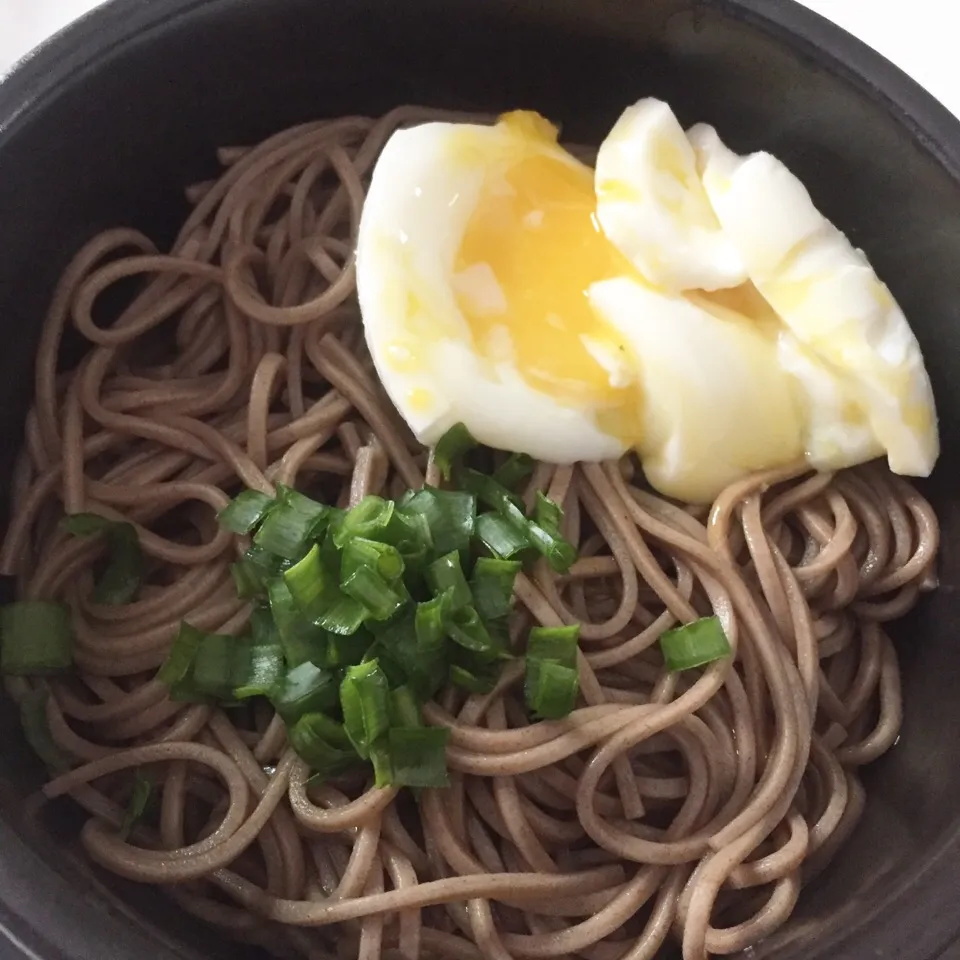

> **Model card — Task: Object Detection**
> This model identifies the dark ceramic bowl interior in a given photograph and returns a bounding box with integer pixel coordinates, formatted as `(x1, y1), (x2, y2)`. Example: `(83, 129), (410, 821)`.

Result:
(1, 1), (960, 958)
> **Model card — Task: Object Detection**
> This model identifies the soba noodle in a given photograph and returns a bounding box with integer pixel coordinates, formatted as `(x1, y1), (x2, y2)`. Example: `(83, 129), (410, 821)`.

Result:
(0, 106), (939, 960)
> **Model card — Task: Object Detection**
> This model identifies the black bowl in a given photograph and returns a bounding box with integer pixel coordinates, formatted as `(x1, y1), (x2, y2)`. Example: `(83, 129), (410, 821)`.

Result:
(2, 1), (960, 958)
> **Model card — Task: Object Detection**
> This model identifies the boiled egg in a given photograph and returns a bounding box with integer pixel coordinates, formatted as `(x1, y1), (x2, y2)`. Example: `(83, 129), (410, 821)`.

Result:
(594, 98), (746, 292)
(688, 122), (939, 476)
(356, 111), (806, 500)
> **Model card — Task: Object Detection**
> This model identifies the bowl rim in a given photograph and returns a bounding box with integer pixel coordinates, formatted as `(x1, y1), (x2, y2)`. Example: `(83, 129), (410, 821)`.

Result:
(1, 1), (960, 958)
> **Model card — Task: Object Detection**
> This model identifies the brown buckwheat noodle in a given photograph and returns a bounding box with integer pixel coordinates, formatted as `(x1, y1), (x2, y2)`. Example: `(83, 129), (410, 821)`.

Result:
(0, 106), (940, 960)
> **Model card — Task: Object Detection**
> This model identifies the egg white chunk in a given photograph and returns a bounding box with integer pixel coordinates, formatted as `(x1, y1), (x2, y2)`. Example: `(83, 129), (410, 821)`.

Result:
(595, 99), (746, 292)
(356, 119), (627, 463)
(689, 123), (939, 476)
(589, 278), (804, 503)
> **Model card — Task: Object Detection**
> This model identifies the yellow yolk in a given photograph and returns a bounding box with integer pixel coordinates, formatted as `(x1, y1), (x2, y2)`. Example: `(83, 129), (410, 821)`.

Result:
(453, 141), (645, 443)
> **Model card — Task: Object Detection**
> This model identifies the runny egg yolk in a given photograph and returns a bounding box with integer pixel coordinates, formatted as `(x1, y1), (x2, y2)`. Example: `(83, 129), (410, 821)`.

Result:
(453, 124), (645, 444)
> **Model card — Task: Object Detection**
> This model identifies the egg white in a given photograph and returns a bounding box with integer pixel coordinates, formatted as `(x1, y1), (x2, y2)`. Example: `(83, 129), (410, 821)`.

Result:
(595, 98), (746, 292)
(356, 120), (627, 464)
(689, 122), (939, 476)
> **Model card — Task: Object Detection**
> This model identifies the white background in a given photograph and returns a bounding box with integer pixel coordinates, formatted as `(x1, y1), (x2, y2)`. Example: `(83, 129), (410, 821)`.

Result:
(0, 1), (955, 119)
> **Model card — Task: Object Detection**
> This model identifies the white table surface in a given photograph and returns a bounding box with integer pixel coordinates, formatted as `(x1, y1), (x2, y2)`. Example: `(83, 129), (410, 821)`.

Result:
(0, 0), (955, 119)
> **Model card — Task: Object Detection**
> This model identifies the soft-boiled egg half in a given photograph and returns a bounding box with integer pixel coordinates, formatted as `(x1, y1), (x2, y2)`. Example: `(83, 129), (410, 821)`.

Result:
(356, 100), (939, 503)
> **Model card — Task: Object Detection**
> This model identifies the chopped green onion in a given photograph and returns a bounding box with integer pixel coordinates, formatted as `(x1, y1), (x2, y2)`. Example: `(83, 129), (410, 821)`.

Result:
(369, 741), (394, 788)
(475, 512), (530, 559)
(19, 686), (71, 773)
(217, 490), (275, 535)
(266, 579), (328, 667)
(233, 633), (285, 700)
(190, 632), (238, 701)
(389, 685), (423, 728)
(270, 662), (338, 726)
(158, 621), (205, 689)
(314, 593), (369, 636)
(283, 544), (333, 612)
(255, 485), (329, 559)
(341, 566), (406, 621)
(1, 601), (73, 676)
(323, 630), (372, 668)
(373, 609), (446, 701)
(469, 558), (520, 620)
(334, 496), (395, 548)
(230, 561), (263, 600)
(236, 544), (291, 596)
(341, 538), (404, 583)
(426, 552), (472, 610)
(388, 727), (450, 788)
(459, 468), (527, 519)
(527, 625), (579, 667)
(659, 616), (732, 672)
(433, 423), (477, 481)
(340, 660), (390, 759)
(400, 488), (475, 557)
(449, 658), (500, 694)
(447, 606), (504, 661)
(382, 507), (432, 550)
(527, 493), (577, 573)
(64, 513), (143, 605)
(120, 773), (153, 840)
(415, 590), (452, 650)
(288, 713), (357, 778)
(525, 624), (580, 720)
(525, 659), (579, 720)
(492, 453), (535, 491)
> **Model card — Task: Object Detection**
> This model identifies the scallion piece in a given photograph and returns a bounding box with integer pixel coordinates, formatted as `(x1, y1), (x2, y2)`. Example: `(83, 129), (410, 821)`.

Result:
(230, 561), (263, 600)
(492, 453), (535, 491)
(449, 657), (499, 694)
(341, 566), (406, 621)
(233, 633), (285, 700)
(524, 624), (580, 720)
(525, 659), (579, 720)
(218, 490), (275, 535)
(527, 624), (579, 667)
(389, 685), (423, 728)
(314, 594), (369, 636)
(1, 601), (73, 676)
(433, 423), (477, 481)
(447, 606), (504, 661)
(334, 496), (395, 548)
(323, 630), (372, 668)
(190, 632), (238, 702)
(288, 713), (357, 778)
(659, 616), (732, 672)
(382, 507), (432, 551)
(469, 558), (520, 620)
(527, 493), (577, 573)
(270, 662), (338, 726)
(283, 544), (333, 612)
(236, 544), (291, 596)
(266, 579), (328, 667)
(64, 513), (143, 605)
(158, 621), (204, 690)
(120, 773), (153, 840)
(20, 686), (71, 773)
(341, 537), (404, 583)
(388, 727), (450, 788)
(459, 468), (527, 520)
(400, 488), (475, 557)
(255, 485), (329, 559)
(425, 552), (472, 610)
(340, 660), (390, 759)
(369, 741), (394, 788)
(475, 512), (530, 559)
